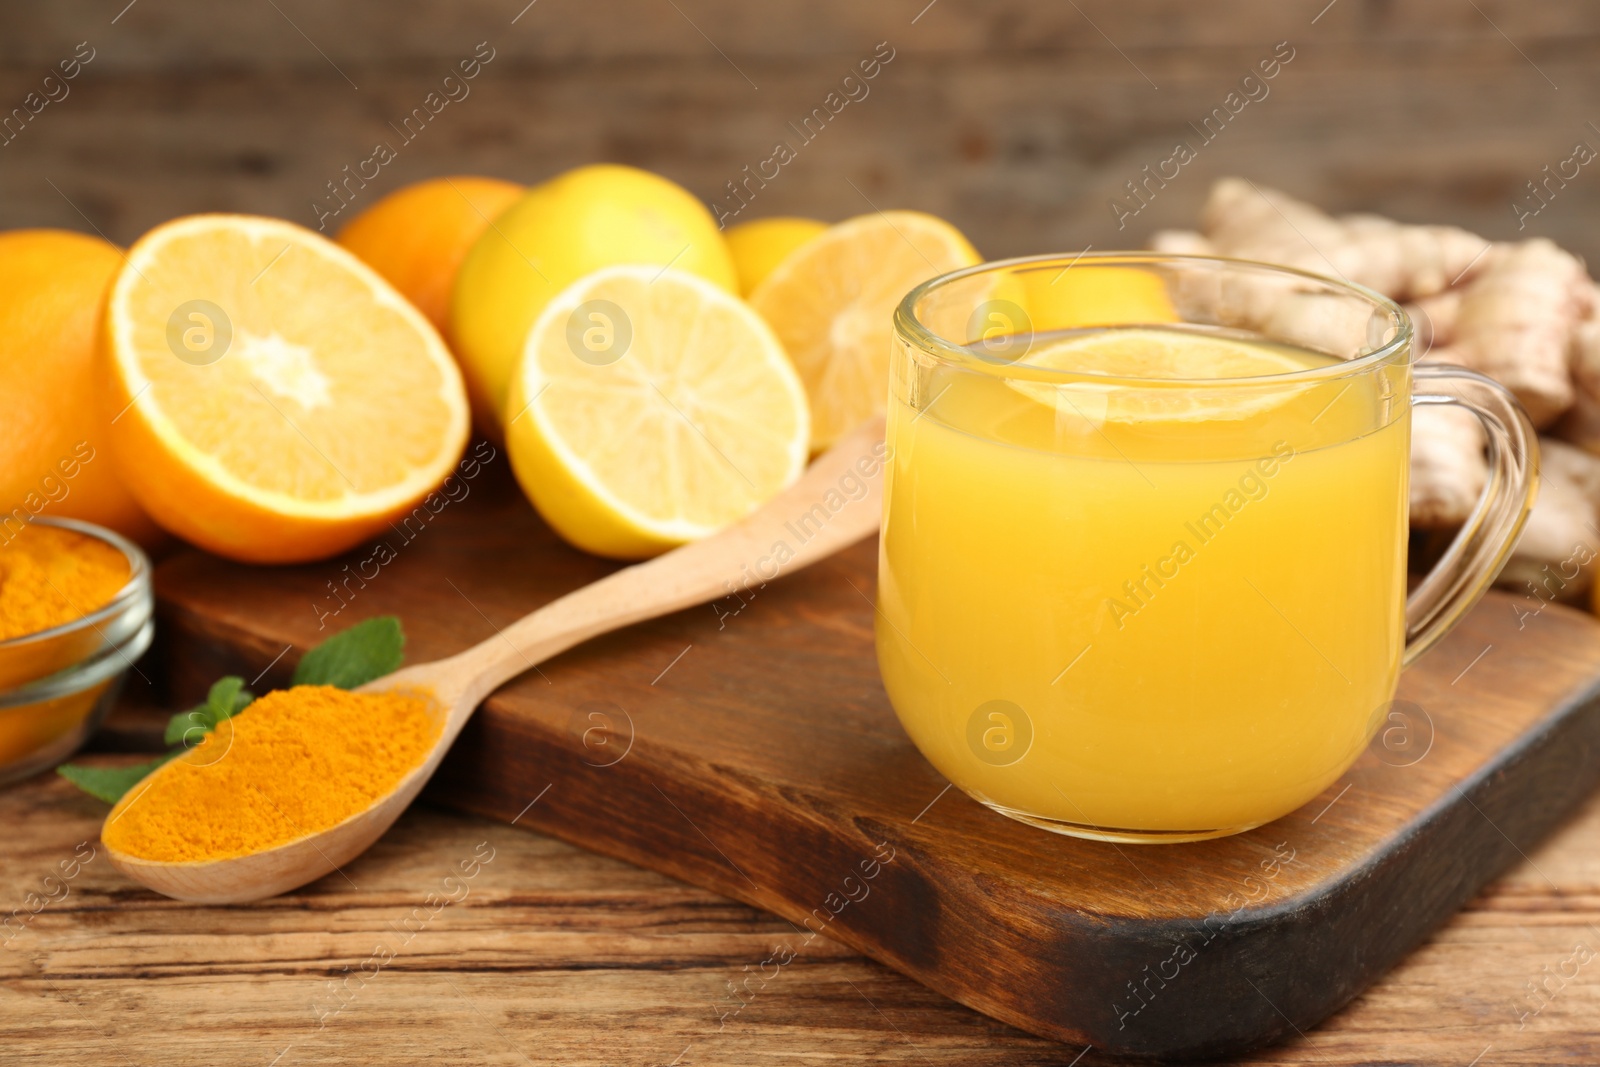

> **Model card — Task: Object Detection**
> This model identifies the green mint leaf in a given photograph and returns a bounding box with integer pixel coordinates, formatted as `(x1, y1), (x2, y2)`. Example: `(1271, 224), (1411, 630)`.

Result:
(57, 752), (179, 804)
(162, 675), (253, 746)
(292, 615), (405, 689)
(162, 711), (199, 748)
(209, 675), (254, 720)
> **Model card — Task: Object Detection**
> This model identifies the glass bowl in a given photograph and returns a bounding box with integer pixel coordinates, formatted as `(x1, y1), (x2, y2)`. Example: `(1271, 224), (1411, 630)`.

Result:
(0, 518), (154, 785)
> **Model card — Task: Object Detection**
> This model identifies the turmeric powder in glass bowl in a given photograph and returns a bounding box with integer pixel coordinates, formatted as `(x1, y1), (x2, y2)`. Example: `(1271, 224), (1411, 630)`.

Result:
(0, 518), (153, 783)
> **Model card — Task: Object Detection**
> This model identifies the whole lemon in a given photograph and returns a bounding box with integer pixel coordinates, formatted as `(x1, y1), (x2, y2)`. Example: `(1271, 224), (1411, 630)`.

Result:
(724, 216), (827, 296)
(337, 175), (523, 334)
(449, 164), (737, 429)
(0, 230), (159, 546)
(1019, 264), (1178, 331)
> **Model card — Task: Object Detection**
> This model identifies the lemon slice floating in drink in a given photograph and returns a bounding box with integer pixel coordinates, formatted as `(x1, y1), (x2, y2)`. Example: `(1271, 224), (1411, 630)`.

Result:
(1005, 327), (1318, 427)
(506, 265), (809, 559)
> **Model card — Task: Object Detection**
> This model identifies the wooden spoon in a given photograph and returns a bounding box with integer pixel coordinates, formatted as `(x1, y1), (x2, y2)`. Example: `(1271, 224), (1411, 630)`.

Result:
(105, 418), (888, 903)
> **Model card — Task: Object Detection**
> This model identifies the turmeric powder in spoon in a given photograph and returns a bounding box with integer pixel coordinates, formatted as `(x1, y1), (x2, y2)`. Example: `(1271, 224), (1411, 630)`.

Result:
(104, 685), (440, 863)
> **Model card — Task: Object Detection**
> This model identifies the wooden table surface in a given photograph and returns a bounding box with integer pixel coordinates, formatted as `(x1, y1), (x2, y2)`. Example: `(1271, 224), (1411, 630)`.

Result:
(2, 738), (1597, 1067)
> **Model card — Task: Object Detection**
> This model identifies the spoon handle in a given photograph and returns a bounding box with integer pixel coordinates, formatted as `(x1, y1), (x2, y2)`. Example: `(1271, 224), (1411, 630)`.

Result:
(445, 416), (888, 705)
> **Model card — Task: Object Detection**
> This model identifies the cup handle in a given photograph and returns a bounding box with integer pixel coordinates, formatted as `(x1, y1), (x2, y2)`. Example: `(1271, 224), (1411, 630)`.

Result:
(1404, 363), (1539, 666)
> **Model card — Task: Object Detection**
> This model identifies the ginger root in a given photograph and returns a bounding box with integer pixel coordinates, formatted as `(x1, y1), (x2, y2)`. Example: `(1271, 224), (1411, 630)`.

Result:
(1198, 178), (1489, 301)
(1148, 230), (1214, 257)
(1409, 403), (1487, 530)
(1501, 438), (1600, 604)
(1402, 288), (1462, 356)
(1543, 436), (1600, 503)
(1555, 289), (1600, 450)
(1428, 240), (1585, 428)
(1259, 290), (1380, 359)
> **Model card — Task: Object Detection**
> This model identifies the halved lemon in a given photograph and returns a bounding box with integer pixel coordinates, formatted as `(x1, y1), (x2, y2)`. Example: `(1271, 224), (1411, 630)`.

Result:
(102, 214), (471, 563)
(1008, 327), (1315, 426)
(749, 211), (980, 450)
(506, 265), (809, 559)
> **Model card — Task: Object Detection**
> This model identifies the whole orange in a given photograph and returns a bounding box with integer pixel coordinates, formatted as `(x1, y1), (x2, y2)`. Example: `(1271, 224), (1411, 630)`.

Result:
(0, 230), (159, 546)
(336, 175), (523, 333)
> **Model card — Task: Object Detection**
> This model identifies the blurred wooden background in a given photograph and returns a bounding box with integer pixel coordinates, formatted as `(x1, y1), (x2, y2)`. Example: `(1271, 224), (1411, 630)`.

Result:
(1, 0), (1597, 262)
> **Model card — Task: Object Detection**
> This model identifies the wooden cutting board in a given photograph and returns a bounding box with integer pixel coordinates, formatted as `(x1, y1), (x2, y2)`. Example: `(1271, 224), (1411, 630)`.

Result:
(150, 458), (1600, 1061)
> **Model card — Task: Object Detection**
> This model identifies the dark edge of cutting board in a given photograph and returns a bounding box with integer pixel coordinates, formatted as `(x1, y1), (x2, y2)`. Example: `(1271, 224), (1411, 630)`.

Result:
(148, 466), (1600, 1061)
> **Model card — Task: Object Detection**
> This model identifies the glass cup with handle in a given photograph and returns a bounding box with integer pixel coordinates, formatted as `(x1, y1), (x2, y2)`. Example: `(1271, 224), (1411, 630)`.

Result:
(876, 252), (1536, 842)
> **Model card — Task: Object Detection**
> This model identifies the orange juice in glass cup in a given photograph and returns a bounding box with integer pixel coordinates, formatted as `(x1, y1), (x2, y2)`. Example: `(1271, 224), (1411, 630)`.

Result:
(875, 254), (1536, 842)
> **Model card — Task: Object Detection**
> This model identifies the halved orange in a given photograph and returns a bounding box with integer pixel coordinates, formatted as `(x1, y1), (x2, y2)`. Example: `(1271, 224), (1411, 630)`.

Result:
(749, 211), (980, 449)
(725, 216), (827, 296)
(102, 215), (471, 563)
